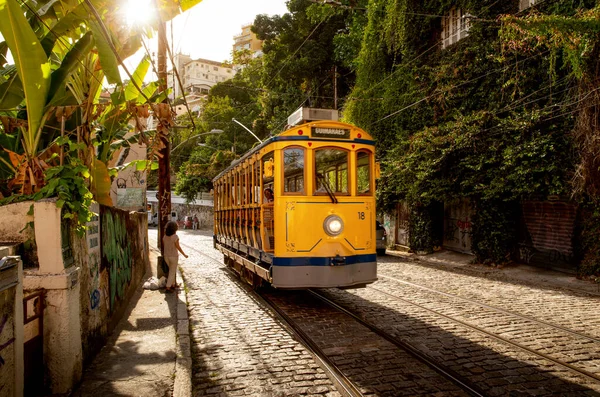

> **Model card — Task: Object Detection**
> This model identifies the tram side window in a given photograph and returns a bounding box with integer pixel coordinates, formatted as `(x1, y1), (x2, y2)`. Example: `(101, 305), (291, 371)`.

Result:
(357, 150), (372, 195)
(283, 147), (304, 194)
(254, 162), (260, 204)
(314, 148), (348, 194)
(236, 171), (241, 206)
(262, 151), (274, 203)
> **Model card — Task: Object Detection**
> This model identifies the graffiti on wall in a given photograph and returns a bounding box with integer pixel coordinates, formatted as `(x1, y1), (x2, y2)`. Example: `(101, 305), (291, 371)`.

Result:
(443, 199), (473, 253)
(88, 252), (104, 311)
(101, 209), (132, 311)
(87, 210), (103, 312)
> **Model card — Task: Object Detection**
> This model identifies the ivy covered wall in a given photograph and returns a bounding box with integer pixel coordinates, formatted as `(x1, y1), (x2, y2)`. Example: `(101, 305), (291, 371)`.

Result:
(344, 0), (599, 273)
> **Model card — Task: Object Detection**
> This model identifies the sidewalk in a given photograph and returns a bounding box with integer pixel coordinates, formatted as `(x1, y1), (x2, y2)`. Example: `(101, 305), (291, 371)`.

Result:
(386, 248), (600, 296)
(72, 248), (192, 397)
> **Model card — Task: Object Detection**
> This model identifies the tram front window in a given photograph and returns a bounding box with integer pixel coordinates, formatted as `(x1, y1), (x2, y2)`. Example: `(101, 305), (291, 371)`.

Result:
(314, 148), (348, 195)
(283, 147), (305, 194)
(357, 150), (372, 195)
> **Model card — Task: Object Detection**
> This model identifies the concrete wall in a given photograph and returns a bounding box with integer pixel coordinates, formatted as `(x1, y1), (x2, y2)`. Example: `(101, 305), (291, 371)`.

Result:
(171, 203), (213, 229)
(0, 200), (149, 394)
(0, 202), (35, 244)
(99, 206), (148, 324)
(77, 205), (149, 364)
(0, 257), (24, 397)
(146, 190), (214, 229)
(109, 141), (148, 211)
(443, 199), (473, 254)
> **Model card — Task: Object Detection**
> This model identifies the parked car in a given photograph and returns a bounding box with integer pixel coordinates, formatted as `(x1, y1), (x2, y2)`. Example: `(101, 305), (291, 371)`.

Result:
(376, 220), (387, 256)
(183, 216), (193, 229)
(147, 212), (157, 227)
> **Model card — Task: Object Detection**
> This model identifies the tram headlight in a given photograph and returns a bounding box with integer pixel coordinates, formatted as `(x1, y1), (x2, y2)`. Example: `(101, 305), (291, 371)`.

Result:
(323, 215), (344, 236)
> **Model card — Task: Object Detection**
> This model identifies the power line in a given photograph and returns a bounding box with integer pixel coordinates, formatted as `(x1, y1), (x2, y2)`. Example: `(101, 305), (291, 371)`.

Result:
(155, 21), (197, 130)
(373, 49), (551, 125)
(83, 0), (151, 104)
(264, 18), (326, 89)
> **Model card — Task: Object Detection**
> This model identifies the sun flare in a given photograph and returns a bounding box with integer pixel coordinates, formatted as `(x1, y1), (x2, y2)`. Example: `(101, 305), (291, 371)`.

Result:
(123, 0), (155, 26)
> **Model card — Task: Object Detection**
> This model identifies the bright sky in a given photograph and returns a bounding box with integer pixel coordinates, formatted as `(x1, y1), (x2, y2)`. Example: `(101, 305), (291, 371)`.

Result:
(172, 0), (288, 61)
(123, 0), (289, 80)
(1, 0), (288, 83)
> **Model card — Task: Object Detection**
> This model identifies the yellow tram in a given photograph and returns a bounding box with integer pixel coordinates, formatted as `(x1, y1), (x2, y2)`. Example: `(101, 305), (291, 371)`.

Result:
(213, 116), (379, 289)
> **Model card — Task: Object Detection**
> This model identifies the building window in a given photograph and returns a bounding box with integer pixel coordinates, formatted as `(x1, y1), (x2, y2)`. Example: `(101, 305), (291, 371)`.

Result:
(519, 0), (537, 11)
(441, 7), (471, 49)
(213, 66), (218, 71)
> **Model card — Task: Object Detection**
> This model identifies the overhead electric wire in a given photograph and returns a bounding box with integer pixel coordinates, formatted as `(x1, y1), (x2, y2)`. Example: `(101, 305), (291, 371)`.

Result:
(83, 0), (152, 104)
(157, 19), (197, 131)
(373, 49), (551, 125)
(264, 18), (326, 89)
(271, 74), (333, 132)
(351, 0), (515, 100)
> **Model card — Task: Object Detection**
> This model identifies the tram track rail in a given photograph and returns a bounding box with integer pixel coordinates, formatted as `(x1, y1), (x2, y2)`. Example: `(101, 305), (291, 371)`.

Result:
(258, 291), (366, 397)
(180, 238), (481, 396)
(184, 236), (600, 388)
(379, 273), (600, 344)
(176, 239), (365, 396)
(306, 289), (486, 397)
(170, 234), (600, 394)
(365, 282), (600, 384)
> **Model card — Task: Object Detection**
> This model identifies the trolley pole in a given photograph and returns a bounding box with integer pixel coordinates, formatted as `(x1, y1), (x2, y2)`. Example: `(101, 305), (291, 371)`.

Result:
(157, 20), (171, 253)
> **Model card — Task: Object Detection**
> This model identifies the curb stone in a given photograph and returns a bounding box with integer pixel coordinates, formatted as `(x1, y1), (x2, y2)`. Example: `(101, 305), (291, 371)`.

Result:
(149, 245), (192, 396)
(174, 268), (192, 397)
(385, 249), (600, 297)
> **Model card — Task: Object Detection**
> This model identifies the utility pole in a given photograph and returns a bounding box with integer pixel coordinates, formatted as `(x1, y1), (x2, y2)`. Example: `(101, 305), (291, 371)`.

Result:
(333, 65), (338, 110)
(157, 20), (171, 253)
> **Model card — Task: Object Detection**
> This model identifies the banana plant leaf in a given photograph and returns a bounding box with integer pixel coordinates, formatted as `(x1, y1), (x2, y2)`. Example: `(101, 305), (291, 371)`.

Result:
(46, 31), (94, 108)
(111, 159), (158, 173)
(0, 70), (24, 110)
(0, 41), (7, 65)
(125, 55), (150, 102)
(90, 158), (113, 206)
(156, 0), (203, 22)
(89, 21), (122, 85)
(0, 0), (51, 156)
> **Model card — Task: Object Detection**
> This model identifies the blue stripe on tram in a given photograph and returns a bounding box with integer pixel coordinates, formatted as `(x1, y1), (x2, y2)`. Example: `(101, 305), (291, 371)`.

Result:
(272, 254), (377, 267)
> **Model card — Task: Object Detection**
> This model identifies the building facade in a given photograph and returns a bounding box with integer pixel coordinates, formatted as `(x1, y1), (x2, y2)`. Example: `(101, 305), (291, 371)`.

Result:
(232, 24), (263, 57)
(167, 55), (235, 101)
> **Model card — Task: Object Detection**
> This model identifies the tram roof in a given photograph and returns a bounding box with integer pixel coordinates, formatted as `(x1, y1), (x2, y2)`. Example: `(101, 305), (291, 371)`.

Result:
(212, 120), (374, 182)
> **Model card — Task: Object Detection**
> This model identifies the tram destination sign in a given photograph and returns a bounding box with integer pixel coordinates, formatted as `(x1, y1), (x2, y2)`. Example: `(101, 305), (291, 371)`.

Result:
(311, 127), (351, 139)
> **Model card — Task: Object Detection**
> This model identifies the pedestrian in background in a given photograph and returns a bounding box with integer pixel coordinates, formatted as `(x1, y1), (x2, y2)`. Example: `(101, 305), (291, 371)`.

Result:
(163, 221), (188, 292)
(193, 215), (199, 230)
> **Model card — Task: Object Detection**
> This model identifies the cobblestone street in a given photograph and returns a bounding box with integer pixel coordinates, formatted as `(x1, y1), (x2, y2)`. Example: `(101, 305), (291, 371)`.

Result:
(150, 229), (600, 396)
